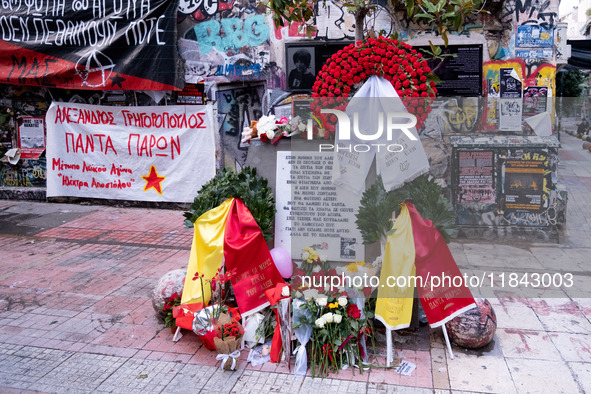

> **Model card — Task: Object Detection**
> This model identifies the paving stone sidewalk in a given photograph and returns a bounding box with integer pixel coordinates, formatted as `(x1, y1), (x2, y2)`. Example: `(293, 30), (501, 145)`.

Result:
(0, 132), (589, 393)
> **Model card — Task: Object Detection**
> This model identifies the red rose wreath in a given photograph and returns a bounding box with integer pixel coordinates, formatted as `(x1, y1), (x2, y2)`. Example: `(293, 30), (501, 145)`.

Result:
(309, 36), (437, 137)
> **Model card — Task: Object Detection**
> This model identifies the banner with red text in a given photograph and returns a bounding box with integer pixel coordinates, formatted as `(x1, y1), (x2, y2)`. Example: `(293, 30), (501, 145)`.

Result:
(46, 102), (215, 202)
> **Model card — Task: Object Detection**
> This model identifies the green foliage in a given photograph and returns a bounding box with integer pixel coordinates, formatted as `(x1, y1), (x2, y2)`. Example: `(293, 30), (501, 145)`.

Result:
(557, 69), (587, 97)
(402, 0), (487, 45)
(261, 0), (485, 44)
(356, 174), (457, 244)
(184, 167), (276, 242)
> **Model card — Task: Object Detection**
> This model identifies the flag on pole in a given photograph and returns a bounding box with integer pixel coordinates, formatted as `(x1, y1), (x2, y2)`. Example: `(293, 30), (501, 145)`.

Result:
(407, 203), (475, 327)
(177, 198), (285, 329)
(375, 204), (416, 330)
(181, 198), (234, 307)
(224, 199), (286, 317)
(375, 203), (475, 330)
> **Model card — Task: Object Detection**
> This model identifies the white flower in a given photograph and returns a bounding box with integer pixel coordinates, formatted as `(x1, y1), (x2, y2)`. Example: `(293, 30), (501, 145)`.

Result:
(338, 297), (348, 307)
(302, 251), (310, 261)
(323, 312), (334, 323)
(303, 288), (319, 300)
(333, 314), (343, 323)
(261, 128), (275, 139)
(256, 115), (278, 137)
(281, 286), (290, 297)
(315, 318), (325, 328)
(312, 265), (322, 273)
(316, 297), (328, 307)
(295, 290), (303, 298)
(318, 253), (327, 262)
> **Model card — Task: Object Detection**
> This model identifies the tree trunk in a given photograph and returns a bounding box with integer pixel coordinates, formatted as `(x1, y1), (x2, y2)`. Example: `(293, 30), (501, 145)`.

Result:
(355, 9), (368, 43)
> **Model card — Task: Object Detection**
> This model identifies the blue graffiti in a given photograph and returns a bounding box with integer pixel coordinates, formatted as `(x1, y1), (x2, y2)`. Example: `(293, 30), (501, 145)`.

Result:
(215, 63), (263, 77)
(194, 15), (270, 55)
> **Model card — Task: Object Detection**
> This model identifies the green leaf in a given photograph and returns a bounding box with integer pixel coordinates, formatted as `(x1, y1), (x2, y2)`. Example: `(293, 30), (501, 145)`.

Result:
(429, 40), (437, 54)
(414, 12), (434, 20)
(407, 0), (415, 16)
(423, 1), (437, 13)
(442, 31), (449, 47)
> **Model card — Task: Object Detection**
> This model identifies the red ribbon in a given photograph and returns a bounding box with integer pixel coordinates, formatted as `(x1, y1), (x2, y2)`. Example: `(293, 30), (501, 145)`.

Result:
(336, 329), (366, 361)
(264, 283), (290, 363)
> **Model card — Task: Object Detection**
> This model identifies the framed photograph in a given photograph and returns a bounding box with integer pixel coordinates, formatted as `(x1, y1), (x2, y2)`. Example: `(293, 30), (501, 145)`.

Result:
(286, 45), (316, 91)
(286, 42), (354, 92)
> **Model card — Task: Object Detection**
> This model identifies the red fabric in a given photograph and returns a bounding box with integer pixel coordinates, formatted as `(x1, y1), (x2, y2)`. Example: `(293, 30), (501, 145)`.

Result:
(0, 40), (180, 91)
(172, 303), (205, 330)
(198, 329), (218, 351)
(406, 202), (475, 327)
(224, 199), (285, 316)
(264, 283), (290, 363)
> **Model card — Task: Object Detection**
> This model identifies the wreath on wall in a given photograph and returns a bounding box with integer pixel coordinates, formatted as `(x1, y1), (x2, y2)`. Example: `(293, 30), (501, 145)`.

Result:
(184, 167), (276, 242)
(309, 37), (437, 137)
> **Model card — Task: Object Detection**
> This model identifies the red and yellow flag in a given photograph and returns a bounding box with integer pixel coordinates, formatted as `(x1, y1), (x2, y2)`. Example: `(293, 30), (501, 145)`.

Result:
(177, 198), (284, 329)
(376, 203), (475, 329)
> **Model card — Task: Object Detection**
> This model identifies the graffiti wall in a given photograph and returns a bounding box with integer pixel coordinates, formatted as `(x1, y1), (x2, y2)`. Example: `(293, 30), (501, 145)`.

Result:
(216, 83), (266, 168)
(177, 0), (271, 83)
(0, 159), (46, 188)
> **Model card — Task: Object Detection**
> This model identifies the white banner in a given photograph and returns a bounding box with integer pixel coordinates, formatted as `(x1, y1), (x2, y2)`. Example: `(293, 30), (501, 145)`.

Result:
(333, 76), (430, 192)
(46, 103), (216, 202)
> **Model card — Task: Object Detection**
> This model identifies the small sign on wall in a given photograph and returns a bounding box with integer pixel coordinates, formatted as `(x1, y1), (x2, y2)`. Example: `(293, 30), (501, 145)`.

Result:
(18, 117), (45, 159)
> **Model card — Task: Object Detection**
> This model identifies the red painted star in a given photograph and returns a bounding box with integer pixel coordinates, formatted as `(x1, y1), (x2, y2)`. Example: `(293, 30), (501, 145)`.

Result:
(142, 165), (165, 195)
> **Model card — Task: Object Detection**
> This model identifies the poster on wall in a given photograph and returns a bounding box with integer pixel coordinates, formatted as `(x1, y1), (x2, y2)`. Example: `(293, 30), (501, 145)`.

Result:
(499, 99), (523, 131)
(0, 0), (180, 90)
(176, 83), (206, 105)
(275, 151), (365, 262)
(523, 86), (548, 116)
(500, 68), (522, 99)
(503, 151), (547, 212)
(416, 44), (483, 96)
(46, 103), (216, 202)
(516, 26), (554, 48)
(456, 150), (495, 204)
(18, 117), (45, 159)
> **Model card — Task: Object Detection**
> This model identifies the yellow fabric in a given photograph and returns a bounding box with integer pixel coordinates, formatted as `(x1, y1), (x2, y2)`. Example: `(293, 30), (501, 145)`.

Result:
(375, 203), (416, 330)
(181, 198), (234, 306)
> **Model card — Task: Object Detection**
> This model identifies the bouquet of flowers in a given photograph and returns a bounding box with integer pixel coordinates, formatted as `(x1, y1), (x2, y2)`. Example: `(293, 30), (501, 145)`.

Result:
(241, 114), (306, 144)
(162, 292), (182, 330)
(190, 265), (240, 350)
(294, 292), (374, 378)
(335, 259), (380, 298)
(294, 245), (329, 277)
(213, 313), (244, 371)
